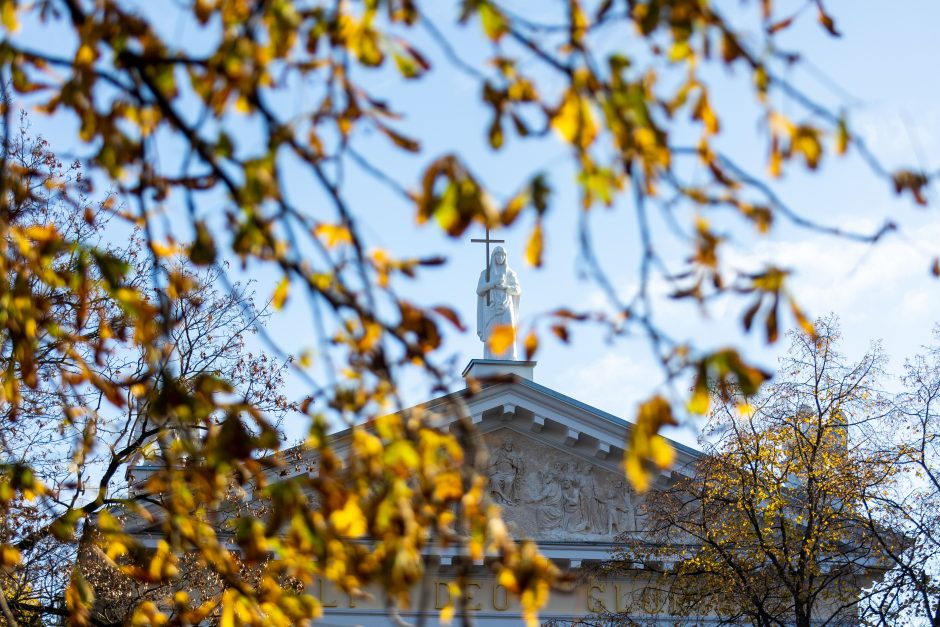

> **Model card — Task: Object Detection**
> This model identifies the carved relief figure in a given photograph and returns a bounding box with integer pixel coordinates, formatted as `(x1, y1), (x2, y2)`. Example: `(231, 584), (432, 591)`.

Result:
(527, 468), (563, 530)
(488, 439), (524, 505)
(561, 477), (590, 533)
(592, 479), (613, 532)
(476, 246), (521, 360)
(602, 479), (637, 535)
(575, 462), (603, 533)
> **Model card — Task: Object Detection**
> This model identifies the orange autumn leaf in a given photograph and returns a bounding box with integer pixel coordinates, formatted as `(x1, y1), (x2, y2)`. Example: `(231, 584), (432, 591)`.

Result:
(489, 324), (516, 356)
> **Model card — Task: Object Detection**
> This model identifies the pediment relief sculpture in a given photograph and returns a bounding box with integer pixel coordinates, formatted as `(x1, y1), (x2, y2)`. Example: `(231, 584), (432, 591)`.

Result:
(483, 431), (644, 541)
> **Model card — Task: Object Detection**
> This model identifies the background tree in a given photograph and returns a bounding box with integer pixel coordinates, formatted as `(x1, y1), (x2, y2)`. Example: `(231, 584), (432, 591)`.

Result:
(605, 319), (898, 627)
(860, 326), (940, 626)
(0, 0), (933, 624)
(0, 114), (294, 625)
(0, 111), (133, 625)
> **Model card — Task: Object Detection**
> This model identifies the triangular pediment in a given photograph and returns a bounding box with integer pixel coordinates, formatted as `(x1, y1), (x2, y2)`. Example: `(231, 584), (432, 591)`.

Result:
(424, 376), (698, 478)
(416, 376), (700, 543)
(274, 376), (699, 544)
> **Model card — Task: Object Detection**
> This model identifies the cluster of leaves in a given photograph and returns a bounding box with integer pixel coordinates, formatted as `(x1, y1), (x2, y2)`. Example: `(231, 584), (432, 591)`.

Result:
(0, 0), (934, 625)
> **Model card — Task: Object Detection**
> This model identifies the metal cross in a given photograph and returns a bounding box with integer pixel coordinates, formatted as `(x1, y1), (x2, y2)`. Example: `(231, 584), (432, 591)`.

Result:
(471, 227), (505, 305)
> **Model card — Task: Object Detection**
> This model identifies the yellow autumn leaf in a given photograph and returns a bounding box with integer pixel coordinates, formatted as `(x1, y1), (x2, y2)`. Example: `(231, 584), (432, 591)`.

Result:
(754, 65), (769, 97)
(66, 570), (94, 627)
(736, 401), (754, 417)
(525, 221), (543, 267)
(551, 88), (597, 149)
(649, 435), (675, 469)
(330, 497), (367, 538)
(234, 95), (252, 113)
(668, 40), (693, 62)
(687, 386), (710, 415)
(769, 146), (783, 178)
(384, 440), (420, 473)
(769, 111), (795, 135)
(440, 603), (455, 624)
(488, 324), (516, 356)
(792, 125), (822, 169)
(220, 589), (237, 627)
(23, 223), (60, 242)
(76, 44), (96, 66)
(478, 3), (508, 41)
(1, 1), (18, 32)
(148, 539), (179, 580)
(272, 277), (289, 310)
(788, 296), (816, 338)
(106, 539), (128, 561)
(625, 452), (650, 493)
(498, 568), (519, 593)
(0, 544), (21, 567)
(627, 395), (679, 491)
(523, 330), (539, 360)
(96, 509), (123, 533)
(314, 223), (352, 248)
(432, 471), (463, 502)
(835, 118), (849, 155)
(693, 92), (720, 135)
(150, 240), (177, 258)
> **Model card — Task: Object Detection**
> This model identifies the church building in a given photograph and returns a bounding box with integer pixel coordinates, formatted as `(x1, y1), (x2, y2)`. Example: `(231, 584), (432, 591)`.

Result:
(310, 242), (700, 625)
(312, 356), (700, 625)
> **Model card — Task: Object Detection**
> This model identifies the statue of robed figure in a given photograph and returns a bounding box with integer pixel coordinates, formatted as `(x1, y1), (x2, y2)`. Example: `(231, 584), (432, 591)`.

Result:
(476, 246), (521, 360)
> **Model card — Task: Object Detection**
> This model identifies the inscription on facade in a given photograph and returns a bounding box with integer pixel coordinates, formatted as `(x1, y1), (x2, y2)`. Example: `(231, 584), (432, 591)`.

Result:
(315, 578), (649, 615)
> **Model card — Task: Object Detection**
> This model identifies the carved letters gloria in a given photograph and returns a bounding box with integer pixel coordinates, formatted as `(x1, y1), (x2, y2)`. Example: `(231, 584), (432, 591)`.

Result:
(485, 434), (641, 539)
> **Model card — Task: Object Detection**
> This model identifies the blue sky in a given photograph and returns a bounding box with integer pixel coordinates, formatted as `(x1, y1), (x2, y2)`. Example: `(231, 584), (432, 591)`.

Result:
(14, 2), (940, 448)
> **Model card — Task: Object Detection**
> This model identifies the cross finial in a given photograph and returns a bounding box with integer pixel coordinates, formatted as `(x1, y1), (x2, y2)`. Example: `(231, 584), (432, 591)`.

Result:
(471, 227), (505, 304)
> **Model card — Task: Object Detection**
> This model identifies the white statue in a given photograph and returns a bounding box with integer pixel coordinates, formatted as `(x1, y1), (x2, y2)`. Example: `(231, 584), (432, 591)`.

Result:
(476, 246), (521, 360)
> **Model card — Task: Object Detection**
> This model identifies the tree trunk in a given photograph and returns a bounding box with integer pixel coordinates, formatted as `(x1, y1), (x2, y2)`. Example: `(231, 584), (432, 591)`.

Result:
(795, 600), (812, 627)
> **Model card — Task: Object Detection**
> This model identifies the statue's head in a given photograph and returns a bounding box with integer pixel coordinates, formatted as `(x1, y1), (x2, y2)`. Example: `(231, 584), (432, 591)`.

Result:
(502, 439), (513, 451)
(491, 246), (507, 267)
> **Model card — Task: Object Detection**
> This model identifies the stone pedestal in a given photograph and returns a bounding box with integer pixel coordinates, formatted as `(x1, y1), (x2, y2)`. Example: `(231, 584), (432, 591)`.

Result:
(462, 359), (536, 382)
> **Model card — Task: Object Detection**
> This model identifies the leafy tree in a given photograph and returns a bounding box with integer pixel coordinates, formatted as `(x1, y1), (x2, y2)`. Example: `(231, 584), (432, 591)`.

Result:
(0, 0), (931, 624)
(860, 326), (940, 626)
(604, 319), (898, 627)
(0, 111), (135, 626)
(0, 114), (293, 625)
